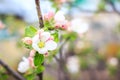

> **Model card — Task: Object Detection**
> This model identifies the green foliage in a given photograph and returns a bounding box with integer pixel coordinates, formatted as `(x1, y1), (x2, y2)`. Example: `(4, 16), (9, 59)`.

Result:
(33, 52), (45, 74)
(44, 18), (55, 31)
(23, 43), (32, 49)
(34, 52), (44, 66)
(25, 26), (37, 37)
(80, 58), (89, 70)
(35, 65), (45, 74)
(51, 30), (59, 42)
(0, 67), (8, 80)
(108, 65), (117, 76)
(24, 73), (36, 80)
(98, 0), (105, 11)
(63, 32), (77, 41)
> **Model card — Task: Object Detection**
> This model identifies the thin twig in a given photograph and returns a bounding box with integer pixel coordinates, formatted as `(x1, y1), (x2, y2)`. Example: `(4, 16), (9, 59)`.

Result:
(35, 0), (44, 28)
(35, 0), (44, 80)
(0, 59), (25, 80)
(53, 55), (60, 62)
(107, 0), (120, 15)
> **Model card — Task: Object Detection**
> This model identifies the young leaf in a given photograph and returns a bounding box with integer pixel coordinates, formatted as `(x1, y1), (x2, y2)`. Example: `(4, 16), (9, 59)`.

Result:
(25, 26), (37, 37)
(34, 52), (44, 66)
(36, 65), (45, 74)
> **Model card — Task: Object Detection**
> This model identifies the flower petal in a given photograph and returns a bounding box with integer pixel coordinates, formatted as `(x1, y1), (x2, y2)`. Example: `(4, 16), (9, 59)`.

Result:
(54, 11), (65, 22)
(41, 32), (50, 42)
(32, 34), (39, 43)
(45, 40), (57, 50)
(38, 47), (48, 54)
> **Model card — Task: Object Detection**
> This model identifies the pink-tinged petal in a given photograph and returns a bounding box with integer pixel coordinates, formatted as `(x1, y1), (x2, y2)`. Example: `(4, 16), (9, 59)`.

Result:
(45, 40), (57, 50)
(29, 50), (36, 57)
(32, 34), (39, 43)
(28, 57), (35, 68)
(41, 32), (50, 42)
(38, 47), (48, 54)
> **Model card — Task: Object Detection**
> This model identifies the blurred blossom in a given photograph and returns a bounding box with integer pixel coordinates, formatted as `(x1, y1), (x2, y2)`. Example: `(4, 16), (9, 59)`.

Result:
(54, 11), (65, 22)
(66, 56), (80, 73)
(54, 11), (69, 30)
(18, 57), (30, 73)
(70, 18), (89, 34)
(108, 57), (118, 66)
(0, 21), (5, 30)
(44, 11), (54, 21)
(59, 0), (67, 3)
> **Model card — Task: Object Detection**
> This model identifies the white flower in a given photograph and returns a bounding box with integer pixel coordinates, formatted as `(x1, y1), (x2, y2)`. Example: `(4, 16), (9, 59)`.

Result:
(66, 56), (80, 73)
(70, 18), (89, 34)
(32, 31), (57, 54)
(18, 57), (30, 73)
(108, 57), (118, 66)
(54, 11), (65, 22)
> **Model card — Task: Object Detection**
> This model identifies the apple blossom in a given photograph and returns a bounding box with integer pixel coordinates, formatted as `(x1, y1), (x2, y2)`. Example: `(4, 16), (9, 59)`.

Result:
(70, 18), (89, 34)
(18, 57), (30, 73)
(22, 37), (32, 45)
(32, 30), (57, 54)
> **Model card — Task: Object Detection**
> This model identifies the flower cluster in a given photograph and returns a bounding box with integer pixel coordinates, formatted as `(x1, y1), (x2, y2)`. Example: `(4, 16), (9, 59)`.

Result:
(44, 11), (69, 30)
(18, 11), (89, 74)
(18, 28), (57, 73)
(44, 11), (89, 34)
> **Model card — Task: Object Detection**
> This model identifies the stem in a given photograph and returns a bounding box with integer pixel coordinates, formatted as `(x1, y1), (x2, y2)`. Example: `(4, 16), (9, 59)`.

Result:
(35, 0), (44, 28)
(35, 0), (44, 80)
(0, 59), (25, 80)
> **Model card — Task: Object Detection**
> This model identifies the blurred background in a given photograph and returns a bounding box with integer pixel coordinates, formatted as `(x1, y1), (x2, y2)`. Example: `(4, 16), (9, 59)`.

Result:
(0, 0), (120, 80)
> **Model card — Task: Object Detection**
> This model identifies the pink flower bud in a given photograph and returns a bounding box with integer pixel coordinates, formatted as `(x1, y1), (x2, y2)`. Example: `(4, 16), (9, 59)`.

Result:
(28, 57), (35, 68)
(44, 52), (48, 57)
(22, 37), (32, 45)
(29, 50), (36, 57)
(44, 12), (54, 21)
(55, 20), (68, 30)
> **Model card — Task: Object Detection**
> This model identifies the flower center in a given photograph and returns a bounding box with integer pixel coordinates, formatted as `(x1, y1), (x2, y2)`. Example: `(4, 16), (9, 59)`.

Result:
(38, 42), (45, 48)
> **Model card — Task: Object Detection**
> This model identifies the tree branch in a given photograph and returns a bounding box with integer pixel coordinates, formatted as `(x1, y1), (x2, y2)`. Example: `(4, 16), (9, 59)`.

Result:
(0, 59), (25, 80)
(35, 0), (44, 80)
(35, 0), (44, 28)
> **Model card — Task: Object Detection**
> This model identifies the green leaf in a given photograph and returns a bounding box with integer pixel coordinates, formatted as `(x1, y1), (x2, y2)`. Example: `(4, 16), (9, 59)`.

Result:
(63, 32), (77, 41)
(23, 43), (32, 49)
(36, 65), (45, 74)
(24, 73), (35, 80)
(34, 52), (44, 66)
(25, 26), (37, 37)
(51, 30), (59, 42)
